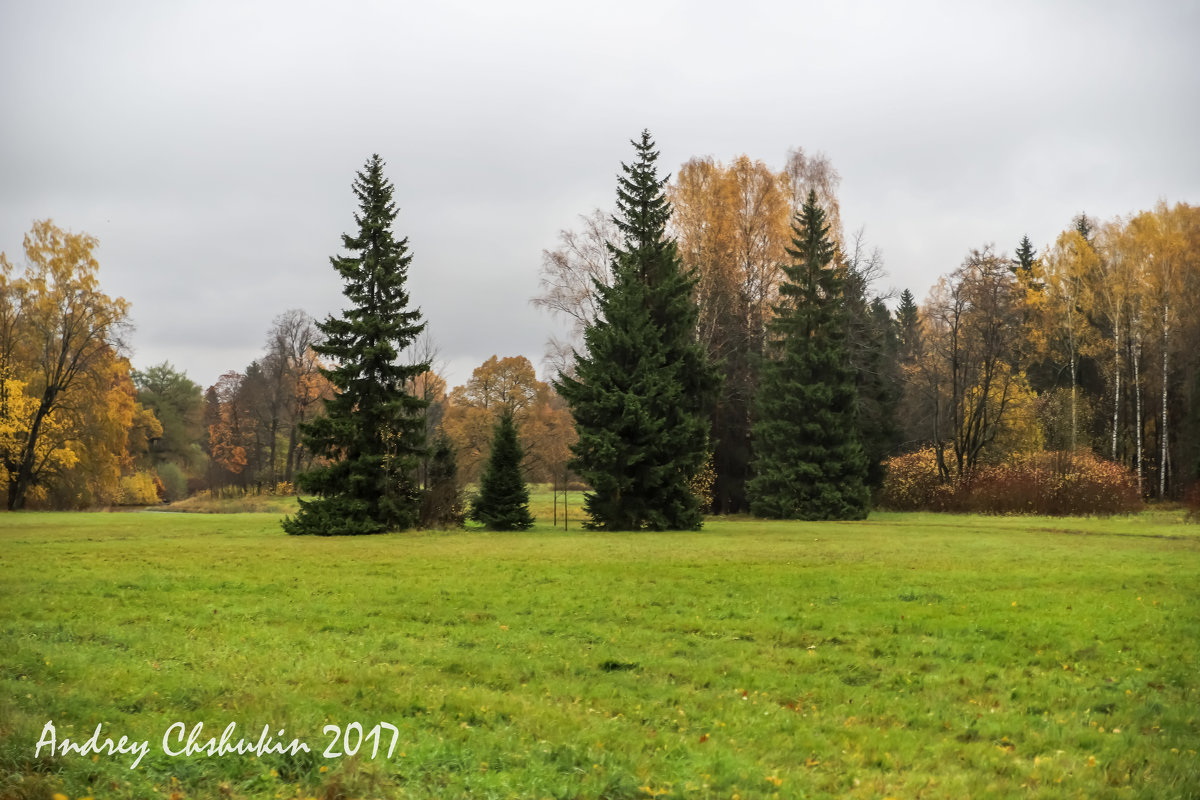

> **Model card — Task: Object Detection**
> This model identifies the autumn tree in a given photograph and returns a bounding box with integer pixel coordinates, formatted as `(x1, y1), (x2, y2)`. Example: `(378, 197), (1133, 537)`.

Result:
(784, 147), (844, 251)
(440, 354), (574, 484)
(747, 191), (869, 520)
(205, 370), (251, 485)
(0, 220), (136, 510)
(267, 310), (331, 482)
(469, 409), (534, 530)
(532, 209), (617, 376)
(920, 246), (1030, 478)
(557, 130), (718, 530)
(669, 155), (792, 512)
(47, 352), (162, 508)
(1040, 229), (1098, 451)
(284, 155), (429, 535)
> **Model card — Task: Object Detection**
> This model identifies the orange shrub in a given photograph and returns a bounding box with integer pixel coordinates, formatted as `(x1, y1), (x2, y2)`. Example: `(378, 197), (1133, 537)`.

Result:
(878, 447), (952, 511)
(960, 452), (1141, 516)
(879, 449), (1141, 516)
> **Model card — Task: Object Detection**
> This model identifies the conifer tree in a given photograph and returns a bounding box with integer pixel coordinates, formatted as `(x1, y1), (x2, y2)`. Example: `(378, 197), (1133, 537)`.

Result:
(1073, 213), (1094, 245)
(557, 131), (717, 530)
(1014, 235), (1037, 278)
(470, 409), (534, 530)
(283, 155), (429, 535)
(420, 433), (465, 528)
(896, 288), (921, 361)
(747, 190), (869, 520)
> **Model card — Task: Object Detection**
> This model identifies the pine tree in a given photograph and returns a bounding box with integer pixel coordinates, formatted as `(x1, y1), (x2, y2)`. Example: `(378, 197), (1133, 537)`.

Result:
(1013, 235), (1037, 280)
(747, 190), (870, 520)
(283, 155), (429, 535)
(470, 410), (534, 530)
(556, 130), (718, 530)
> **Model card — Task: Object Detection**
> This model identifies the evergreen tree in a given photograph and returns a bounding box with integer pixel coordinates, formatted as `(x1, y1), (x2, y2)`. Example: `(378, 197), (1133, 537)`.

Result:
(857, 297), (902, 491)
(556, 130), (717, 530)
(896, 288), (921, 361)
(1013, 235), (1037, 280)
(747, 190), (869, 520)
(283, 155), (429, 536)
(420, 432), (465, 529)
(470, 410), (534, 530)
(1073, 212), (1094, 245)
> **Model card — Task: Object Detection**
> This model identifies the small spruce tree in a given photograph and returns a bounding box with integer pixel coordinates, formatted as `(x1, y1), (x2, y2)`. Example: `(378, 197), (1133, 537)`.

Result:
(283, 154), (429, 536)
(747, 190), (870, 520)
(470, 410), (534, 531)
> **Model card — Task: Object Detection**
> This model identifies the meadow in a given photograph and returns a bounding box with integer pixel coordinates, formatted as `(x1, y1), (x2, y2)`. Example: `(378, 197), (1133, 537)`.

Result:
(0, 508), (1197, 800)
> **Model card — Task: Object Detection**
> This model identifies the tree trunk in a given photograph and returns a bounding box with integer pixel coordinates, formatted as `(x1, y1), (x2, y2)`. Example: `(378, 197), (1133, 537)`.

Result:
(1111, 320), (1120, 462)
(8, 389), (58, 510)
(1070, 356), (1077, 452)
(1160, 300), (1169, 498)
(1133, 325), (1143, 494)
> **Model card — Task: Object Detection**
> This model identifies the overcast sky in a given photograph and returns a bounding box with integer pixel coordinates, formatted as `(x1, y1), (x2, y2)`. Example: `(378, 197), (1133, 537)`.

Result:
(2, 1), (1197, 390)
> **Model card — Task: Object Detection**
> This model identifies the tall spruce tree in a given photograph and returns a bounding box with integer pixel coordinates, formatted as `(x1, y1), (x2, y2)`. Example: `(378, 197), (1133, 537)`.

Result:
(283, 155), (429, 535)
(896, 288), (921, 361)
(470, 410), (534, 530)
(556, 131), (717, 530)
(747, 190), (870, 520)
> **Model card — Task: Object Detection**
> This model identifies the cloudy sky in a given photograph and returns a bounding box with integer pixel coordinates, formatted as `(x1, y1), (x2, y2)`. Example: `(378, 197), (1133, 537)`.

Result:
(2, 1), (1197, 390)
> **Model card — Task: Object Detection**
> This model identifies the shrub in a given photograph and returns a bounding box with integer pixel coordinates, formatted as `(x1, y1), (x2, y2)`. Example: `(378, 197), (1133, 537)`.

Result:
(690, 454), (716, 511)
(118, 472), (161, 506)
(878, 448), (952, 511)
(154, 462), (189, 503)
(1184, 481), (1200, 522)
(961, 452), (1141, 516)
(879, 449), (1141, 516)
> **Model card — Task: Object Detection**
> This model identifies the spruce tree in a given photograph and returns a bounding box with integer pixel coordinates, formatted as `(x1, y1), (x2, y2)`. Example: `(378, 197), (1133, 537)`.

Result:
(1073, 212), (1094, 245)
(747, 190), (869, 520)
(283, 154), (429, 536)
(1013, 235), (1037, 278)
(420, 433), (465, 529)
(556, 131), (717, 530)
(470, 410), (534, 530)
(896, 288), (921, 361)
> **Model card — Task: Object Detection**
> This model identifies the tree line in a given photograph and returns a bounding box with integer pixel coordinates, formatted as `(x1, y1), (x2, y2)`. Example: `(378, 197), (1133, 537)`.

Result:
(3, 140), (1196, 522)
(536, 148), (1200, 515)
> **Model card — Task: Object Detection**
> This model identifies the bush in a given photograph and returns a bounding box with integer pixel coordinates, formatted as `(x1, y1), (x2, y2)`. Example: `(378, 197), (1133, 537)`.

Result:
(878, 447), (953, 511)
(1184, 481), (1200, 522)
(960, 452), (1141, 516)
(154, 462), (189, 503)
(879, 449), (1141, 516)
(118, 472), (161, 506)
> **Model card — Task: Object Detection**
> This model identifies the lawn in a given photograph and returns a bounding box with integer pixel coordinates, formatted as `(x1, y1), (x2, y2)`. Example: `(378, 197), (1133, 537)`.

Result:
(0, 509), (1197, 799)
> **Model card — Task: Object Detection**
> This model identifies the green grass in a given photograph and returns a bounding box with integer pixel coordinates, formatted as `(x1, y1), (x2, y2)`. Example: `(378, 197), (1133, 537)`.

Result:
(1, 510), (1197, 799)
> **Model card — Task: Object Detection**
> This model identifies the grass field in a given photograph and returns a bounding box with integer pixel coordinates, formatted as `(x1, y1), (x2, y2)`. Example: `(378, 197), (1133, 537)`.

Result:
(1, 509), (1197, 799)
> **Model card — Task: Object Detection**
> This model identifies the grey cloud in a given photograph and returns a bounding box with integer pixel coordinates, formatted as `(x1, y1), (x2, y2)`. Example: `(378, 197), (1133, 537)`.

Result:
(2, 0), (1196, 390)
